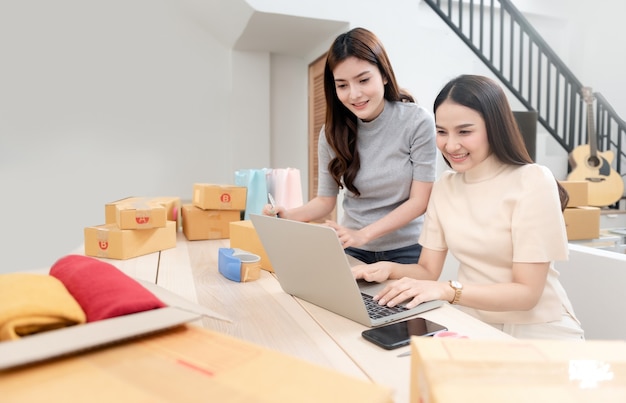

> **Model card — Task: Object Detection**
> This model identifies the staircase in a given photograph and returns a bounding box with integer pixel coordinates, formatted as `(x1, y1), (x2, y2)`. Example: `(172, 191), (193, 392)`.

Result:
(423, 0), (626, 208)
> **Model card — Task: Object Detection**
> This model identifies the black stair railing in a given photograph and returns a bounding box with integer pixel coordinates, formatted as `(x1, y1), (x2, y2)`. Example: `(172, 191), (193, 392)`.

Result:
(423, 0), (625, 199)
(595, 92), (625, 177)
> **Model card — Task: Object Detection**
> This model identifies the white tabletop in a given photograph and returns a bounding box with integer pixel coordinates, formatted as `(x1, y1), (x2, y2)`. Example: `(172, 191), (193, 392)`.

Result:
(68, 233), (513, 402)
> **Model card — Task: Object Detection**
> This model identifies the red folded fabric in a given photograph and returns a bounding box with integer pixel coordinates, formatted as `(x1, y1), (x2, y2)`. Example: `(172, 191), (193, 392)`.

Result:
(49, 255), (166, 322)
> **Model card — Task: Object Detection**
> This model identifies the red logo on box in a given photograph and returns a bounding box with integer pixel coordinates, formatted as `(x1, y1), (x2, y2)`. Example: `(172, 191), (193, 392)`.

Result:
(98, 241), (109, 250)
(136, 216), (150, 224)
(220, 193), (231, 203)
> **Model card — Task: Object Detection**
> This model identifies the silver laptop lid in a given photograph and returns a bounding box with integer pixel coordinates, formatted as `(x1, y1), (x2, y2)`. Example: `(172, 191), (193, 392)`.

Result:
(250, 214), (443, 327)
(251, 214), (373, 326)
(0, 307), (201, 370)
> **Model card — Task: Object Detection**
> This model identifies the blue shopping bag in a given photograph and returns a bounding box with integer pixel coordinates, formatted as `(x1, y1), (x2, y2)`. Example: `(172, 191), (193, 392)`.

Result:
(234, 168), (269, 220)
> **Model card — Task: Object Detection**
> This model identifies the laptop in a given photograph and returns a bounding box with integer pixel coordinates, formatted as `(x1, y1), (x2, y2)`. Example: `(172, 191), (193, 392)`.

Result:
(250, 214), (444, 327)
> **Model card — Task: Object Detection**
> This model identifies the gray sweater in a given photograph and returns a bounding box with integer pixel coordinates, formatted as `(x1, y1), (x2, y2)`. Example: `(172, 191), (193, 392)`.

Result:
(317, 100), (436, 251)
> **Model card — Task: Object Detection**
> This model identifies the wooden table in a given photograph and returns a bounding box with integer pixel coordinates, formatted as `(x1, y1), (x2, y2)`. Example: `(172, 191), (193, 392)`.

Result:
(59, 232), (513, 402)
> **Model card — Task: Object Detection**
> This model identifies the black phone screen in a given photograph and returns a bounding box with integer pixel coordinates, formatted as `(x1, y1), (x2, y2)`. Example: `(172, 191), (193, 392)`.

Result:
(361, 317), (447, 350)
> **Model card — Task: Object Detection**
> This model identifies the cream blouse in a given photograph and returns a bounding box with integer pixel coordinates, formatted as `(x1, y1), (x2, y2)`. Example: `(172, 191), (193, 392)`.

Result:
(419, 153), (577, 324)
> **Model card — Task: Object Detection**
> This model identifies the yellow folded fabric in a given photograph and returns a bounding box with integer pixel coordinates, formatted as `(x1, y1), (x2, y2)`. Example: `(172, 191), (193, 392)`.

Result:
(0, 273), (86, 341)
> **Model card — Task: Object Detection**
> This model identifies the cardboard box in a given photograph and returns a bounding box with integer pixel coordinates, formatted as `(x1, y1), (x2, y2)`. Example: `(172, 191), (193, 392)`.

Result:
(150, 196), (182, 222)
(151, 196), (182, 231)
(84, 221), (177, 259)
(115, 200), (167, 230)
(563, 206), (601, 240)
(106, 197), (182, 229)
(181, 204), (241, 241)
(192, 183), (247, 211)
(559, 180), (589, 207)
(2, 325), (393, 403)
(410, 337), (626, 403)
(105, 196), (143, 224)
(230, 220), (274, 272)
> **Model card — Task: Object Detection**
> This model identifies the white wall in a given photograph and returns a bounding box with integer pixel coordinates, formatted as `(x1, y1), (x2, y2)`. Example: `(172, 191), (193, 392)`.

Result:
(269, 54), (308, 172)
(562, 0), (626, 116)
(0, 0), (270, 271)
(556, 245), (626, 340)
(1, 0), (624, 273)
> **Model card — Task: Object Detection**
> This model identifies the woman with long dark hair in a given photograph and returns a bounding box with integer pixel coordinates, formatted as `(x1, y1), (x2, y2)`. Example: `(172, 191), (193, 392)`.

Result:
(265, 27), (436, 264)
(354, 75), (584, 339)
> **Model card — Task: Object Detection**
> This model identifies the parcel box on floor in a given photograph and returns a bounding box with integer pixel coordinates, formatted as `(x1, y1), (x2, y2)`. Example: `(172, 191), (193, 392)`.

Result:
(563, 206), (601, 240)
(192, 184), (247, 211)
(181, 204), (240, 241)
(84, 221), (177, 259)
(410, 337), (626, 403)
(230, 220), (274, 272)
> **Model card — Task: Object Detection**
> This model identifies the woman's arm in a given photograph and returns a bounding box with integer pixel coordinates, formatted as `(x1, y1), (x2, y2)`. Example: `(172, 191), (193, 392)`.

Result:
(374, 261), (550, 310)
(447, 262), (549, 311)
(352, 246), (446, 283)
(263, 195), (337, 222)
(328, 180), (433, 248)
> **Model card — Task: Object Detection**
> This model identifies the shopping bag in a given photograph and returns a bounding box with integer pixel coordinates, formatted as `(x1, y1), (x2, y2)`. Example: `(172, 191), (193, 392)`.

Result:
(267, 168), (304, 210)
(234, 168), (269, 220)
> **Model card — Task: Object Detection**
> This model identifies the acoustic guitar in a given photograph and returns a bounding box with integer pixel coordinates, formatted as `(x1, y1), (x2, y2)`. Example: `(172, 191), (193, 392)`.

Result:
(567, 87), (624, 206)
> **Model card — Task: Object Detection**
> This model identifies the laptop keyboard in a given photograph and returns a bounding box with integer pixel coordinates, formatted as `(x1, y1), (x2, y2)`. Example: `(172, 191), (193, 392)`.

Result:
(361, 292), (408, 319)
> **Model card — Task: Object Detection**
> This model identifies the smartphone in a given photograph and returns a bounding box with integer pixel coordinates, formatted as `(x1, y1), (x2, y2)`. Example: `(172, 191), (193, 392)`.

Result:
(361, 317), (447, 350)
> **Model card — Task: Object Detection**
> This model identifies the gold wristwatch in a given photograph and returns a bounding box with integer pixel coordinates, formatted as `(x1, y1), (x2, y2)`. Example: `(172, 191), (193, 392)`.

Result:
(448, 280), (463, 305)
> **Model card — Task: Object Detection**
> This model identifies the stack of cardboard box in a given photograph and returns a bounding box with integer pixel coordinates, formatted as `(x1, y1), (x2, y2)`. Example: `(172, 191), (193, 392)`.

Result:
(84, 197), (181, 259)
(182, 184), (247, 241)
(560, 181), (601, 240)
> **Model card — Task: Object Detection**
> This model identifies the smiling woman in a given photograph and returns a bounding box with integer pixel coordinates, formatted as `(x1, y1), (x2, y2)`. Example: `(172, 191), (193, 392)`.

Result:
(352, 75), (585, 341)
(331, 56), (387, 123)
(434, 102), (491, 171)
(262, 27), (438, 266)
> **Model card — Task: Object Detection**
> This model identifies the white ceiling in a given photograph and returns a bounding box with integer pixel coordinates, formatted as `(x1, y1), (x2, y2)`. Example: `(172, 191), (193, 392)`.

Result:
(234, 12), (348, 58)
(178, 0), (347, 58)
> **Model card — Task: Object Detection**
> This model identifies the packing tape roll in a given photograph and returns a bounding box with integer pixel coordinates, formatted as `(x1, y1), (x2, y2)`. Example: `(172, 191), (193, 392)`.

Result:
(218, 248), (261, 282)
(232, 249), (262, 282)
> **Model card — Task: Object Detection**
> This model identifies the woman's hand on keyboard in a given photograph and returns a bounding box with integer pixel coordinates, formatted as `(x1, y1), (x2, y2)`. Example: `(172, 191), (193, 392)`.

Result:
(374, 278), (446, 309)
(351, 261), (392, 283)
